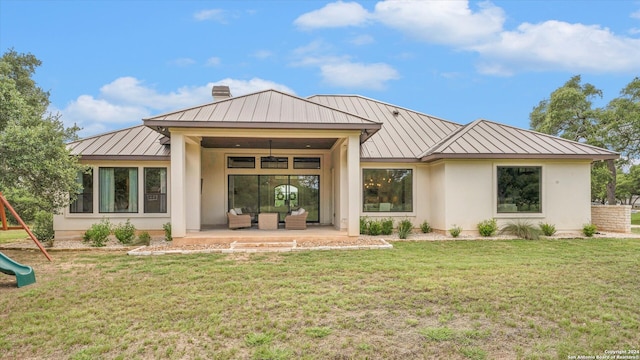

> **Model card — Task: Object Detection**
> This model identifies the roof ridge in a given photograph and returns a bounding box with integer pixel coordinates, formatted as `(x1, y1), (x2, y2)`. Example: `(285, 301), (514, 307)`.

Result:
(475, 118), (619, 155)
(308, 94), (462, 127)
(418, 119), (483, 158)
(67, 124), (146, 145)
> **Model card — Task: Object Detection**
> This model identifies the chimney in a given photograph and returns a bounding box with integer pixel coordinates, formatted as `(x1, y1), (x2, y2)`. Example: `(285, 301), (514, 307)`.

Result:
(212, 85), (231, 101)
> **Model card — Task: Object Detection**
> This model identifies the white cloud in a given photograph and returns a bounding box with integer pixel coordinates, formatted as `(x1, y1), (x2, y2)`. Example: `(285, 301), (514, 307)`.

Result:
(320, 61), (399, 90)
(294, 1), (370, 29)
(349, 34), (374, 45)
(213, 78), (296, 96)
(473, 20), (640, 74)
(194, 9), (226, 22)
(295, 0), (640, 75)
(57, 77), (295, 137)
(205, 57), (221, 66)
(373, 0), (505, 45)
(290, 39), (397, 89)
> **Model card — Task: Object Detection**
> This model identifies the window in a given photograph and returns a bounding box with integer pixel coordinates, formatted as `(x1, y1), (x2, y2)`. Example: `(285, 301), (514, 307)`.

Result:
(261, 156), (288, 169)
(294, 157), (321, 169)
(99, 167), (138, 213)
(228, 157), (255, 169)
(497, 166), (541, 213)
(70, 169), (93, 213)
(144, 168), (167, 213)
(363, 169), (413, 212)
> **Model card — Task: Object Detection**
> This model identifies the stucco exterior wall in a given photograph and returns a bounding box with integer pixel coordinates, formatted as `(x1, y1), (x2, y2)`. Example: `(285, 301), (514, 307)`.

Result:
(591, 205), (631, 233)
(53, 160), (171, 240)
(435, 159), (593, 234)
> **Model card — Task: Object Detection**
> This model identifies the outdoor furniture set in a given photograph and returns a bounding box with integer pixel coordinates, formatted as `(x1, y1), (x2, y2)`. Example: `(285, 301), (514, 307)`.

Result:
(227, 208), (308, 230)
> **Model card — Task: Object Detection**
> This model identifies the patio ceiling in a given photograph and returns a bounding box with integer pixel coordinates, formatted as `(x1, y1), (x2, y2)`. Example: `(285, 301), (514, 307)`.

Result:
(201, 137), (338, 149)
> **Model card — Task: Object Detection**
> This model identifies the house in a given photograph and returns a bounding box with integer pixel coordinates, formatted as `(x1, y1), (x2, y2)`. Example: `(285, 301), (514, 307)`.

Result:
(53, 86), (619, 239)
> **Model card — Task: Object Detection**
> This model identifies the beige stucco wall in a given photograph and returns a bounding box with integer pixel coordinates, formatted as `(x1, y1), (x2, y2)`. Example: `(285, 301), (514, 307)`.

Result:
(53, 160), (171, 240)
(433, 159), (592, 234)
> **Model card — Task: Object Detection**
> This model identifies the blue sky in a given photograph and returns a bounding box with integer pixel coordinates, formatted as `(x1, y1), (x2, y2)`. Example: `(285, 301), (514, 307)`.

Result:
(2, 0), (639, 137)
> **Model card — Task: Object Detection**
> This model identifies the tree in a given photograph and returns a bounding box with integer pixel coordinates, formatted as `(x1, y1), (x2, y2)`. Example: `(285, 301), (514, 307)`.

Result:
(601, 77), (640, 165)
(529, 76), (640, 205)
(616, 165), (640, 207)
(529, 75), (617, 204)
(0, 49), (83, 216)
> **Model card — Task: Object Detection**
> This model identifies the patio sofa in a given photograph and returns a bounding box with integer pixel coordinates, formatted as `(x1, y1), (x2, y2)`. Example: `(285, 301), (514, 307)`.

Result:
(285, 209), (308, 230)
(227, 209), (251, 229)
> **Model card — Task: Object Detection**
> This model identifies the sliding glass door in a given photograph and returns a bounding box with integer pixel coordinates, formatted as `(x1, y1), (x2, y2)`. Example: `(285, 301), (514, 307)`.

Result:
(228, 175), (319, 223)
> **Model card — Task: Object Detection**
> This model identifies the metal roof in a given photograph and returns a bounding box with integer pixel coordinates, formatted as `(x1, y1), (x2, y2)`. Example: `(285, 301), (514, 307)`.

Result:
(67, 125), (170, 160)
(69, 90), (618, 163)
(143, 89), (381, 140)
(308, 95), (462, 160)
(419, 119), (619, 162)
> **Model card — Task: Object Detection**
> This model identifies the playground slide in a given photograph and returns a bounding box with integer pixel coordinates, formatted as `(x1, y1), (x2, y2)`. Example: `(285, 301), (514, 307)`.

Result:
(0, 252), (36, 288)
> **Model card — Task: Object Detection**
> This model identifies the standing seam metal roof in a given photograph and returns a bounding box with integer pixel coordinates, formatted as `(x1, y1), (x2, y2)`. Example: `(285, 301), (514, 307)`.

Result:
(419, 119), (618, 161)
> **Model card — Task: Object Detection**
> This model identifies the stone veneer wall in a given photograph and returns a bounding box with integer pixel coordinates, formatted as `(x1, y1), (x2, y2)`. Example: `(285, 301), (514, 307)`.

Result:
(591, 205), (631, 233)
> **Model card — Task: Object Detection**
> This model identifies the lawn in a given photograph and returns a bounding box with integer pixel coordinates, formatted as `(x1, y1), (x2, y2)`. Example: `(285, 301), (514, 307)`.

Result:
(0, 229), (27, 244)
(1, 239), (639, 360)
(632, 211), (640, 225)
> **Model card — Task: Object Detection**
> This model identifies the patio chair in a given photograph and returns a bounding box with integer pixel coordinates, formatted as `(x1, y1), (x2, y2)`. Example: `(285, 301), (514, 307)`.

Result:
(285, 209), (308, 230)
(227, 209), (251, 229)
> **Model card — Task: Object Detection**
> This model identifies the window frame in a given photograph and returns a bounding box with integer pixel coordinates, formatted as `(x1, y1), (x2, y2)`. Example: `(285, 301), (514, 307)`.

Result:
(361, 168), (414, 213)
(144, 167), (167, 213)
(98, 167), (139, 213)
(495, 165), (543, 216)
(69, 169), (94, 213)
(227, 156), (256, 169)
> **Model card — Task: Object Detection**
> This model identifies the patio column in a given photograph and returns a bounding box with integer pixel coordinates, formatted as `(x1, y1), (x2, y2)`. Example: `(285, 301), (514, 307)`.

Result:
(346, 134), (360, 236)
(170, 132), (187, 238)
(185, 137), (201, 232)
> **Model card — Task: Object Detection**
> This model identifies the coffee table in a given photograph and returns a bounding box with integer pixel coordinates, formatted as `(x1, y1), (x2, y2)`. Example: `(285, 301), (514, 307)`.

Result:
(258, 213), (278, 230)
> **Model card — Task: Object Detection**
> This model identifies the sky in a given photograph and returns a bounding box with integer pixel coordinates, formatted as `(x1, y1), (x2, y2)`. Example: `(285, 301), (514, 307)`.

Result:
(1, 0), (639, 137)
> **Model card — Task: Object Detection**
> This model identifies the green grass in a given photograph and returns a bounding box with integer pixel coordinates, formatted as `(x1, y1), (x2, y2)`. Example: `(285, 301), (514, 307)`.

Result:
(1, 239), (639, 359)
(0, 229), (28, 244)
(632, 211), (640, 225)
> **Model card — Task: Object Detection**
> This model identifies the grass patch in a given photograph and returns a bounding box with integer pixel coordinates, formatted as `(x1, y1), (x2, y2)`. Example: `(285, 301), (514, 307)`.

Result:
(632, 227), (640, 234)
(632, 212), (640, 225)
(1, 238), (639, 359)
(0, 229), (28, 244)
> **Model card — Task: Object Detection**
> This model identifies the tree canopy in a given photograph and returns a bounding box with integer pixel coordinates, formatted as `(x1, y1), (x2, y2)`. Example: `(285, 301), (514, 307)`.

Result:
(0, 49), (83, 216)
(529, 75), (640, 205)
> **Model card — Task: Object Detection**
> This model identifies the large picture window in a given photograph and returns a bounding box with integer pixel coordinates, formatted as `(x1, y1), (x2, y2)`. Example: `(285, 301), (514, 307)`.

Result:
(70, 169), (93, 213)
(144, 168), (167, 213)
(497, 166), (541, 213)
(363, 169), (413, 212)
(99, 167), (138, 213)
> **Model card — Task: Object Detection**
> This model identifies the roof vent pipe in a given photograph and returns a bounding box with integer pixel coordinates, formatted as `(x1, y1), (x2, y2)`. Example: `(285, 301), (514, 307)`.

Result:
(212, 85), (232, 101)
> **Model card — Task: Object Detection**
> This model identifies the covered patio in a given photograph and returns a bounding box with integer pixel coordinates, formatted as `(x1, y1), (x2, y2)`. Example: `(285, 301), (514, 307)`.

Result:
(176, 225), (351, 246)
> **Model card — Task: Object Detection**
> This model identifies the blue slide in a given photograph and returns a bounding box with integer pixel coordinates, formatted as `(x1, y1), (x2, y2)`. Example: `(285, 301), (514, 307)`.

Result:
(0, 252), (36, 287)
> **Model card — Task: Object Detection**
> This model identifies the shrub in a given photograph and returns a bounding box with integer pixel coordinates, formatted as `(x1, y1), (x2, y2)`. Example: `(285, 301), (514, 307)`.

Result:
(32, 210), (54, 243)
(113, 219), (136, 245)
(539, 222), (556, 236)
(583, 223), (597, 237)
(360, 216), (369, 235)
(397, 219), (413, 239)
(477, 218), (498, 237)
(137, 231), (151, 246)
(500, 220), (541, 240)
(381, 218), (394, 235)
(449, 225), (462, 238)
(420, 220), (432, 233)
(368, 220), (382, 236)
(83, 219), (112, 247)
(163, 222), (172, 241)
